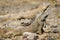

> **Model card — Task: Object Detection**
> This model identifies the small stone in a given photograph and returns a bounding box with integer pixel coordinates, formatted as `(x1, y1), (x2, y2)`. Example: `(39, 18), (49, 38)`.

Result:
(20, 19), (32, 26)
(23, 32), (38, 40)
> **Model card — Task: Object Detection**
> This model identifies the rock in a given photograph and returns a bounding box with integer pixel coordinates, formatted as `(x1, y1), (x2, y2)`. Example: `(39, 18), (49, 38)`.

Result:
(38, 33), (60, 40)
(43, 5), (60, 33)
(23, 32), (38, 40)
(20, 19), (32, 26)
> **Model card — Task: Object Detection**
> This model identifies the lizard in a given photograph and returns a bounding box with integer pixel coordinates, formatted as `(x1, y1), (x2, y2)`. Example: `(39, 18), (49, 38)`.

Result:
(4, 2), (50, 38)
(0, 2), (50, 38)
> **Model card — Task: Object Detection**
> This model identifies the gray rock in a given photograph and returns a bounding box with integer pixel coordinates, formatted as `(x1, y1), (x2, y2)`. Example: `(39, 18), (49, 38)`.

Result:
(20, 19), (32, 26)
(43, 6), (60, 33)
(23, 32), (38, 40)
